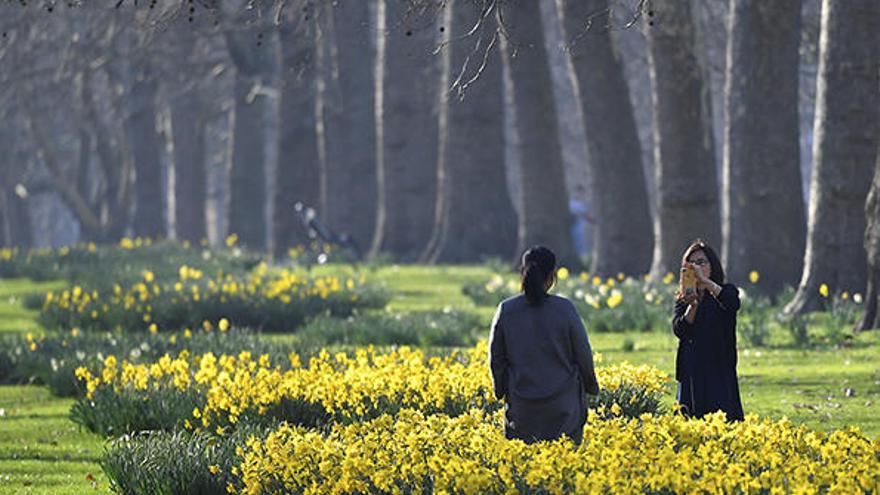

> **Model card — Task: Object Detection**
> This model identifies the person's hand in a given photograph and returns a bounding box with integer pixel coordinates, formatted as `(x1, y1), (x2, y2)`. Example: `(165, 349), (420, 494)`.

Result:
(683, 291), (699, 308)
(689, 262), (712, 288)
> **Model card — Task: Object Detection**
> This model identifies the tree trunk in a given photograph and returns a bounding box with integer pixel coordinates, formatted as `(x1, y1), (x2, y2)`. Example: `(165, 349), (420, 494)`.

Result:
(857, 153), (880, 331)
(0, 191), (8, 247)
(8, 192), (32, 248)
(499, 2), (582, 270)
(421, 0), (517, 263)
(646, 0), (721, 279)
(785, 0), (880, 315)
(0, 134), (13, 247)
(225, 28), (273, 250)
(559, 0), (653, 276)
(722, 0), (805, 295)
(322, 0), (377, 254)
(0, 189), (32, 248)
(368, 0), (441, 261)
(170, 92), (207, 244)
(273, 14), (322, 259)
(126, 63), (165, 239)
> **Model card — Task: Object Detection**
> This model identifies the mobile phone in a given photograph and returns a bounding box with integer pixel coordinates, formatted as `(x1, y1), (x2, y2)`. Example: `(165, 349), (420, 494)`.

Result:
(681, 265), (696, 296)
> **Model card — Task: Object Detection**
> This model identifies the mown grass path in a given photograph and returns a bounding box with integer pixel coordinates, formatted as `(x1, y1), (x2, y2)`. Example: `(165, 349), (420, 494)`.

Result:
(0, 267), (878, 494)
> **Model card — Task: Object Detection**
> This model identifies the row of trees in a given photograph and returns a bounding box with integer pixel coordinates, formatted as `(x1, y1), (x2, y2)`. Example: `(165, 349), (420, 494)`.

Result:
(0, 0), (878, 318)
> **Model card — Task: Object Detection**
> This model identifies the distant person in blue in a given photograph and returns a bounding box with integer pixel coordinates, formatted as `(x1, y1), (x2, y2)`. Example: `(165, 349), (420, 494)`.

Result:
(489, 246), (600, 444)
(569, 184), (595, 257)
(672, 239), (744, 421)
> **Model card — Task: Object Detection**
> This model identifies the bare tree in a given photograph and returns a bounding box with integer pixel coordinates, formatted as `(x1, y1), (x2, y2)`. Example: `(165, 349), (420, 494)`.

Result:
(721, 0), (805, 295)
(420, 0), (516, 263)
(273, 5), (321, 258)
(367, 0), (442, 261)
(223, 9), (275, 249)
(11, 11), (136, 243)
(499, 1), (582, 269)
(0, 126), (33, 248)
(559, 0), (652, 276)
(122, 59), (165, 239)
(645, 0), (721, 279)
(785, 0), (880, 315)
(321, 0), (378, 252)
(165, 31), (210, 245)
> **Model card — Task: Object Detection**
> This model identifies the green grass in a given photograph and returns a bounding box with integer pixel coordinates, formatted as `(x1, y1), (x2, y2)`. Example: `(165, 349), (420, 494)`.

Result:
(0, 386), (106, 495)
(0, 266), (879, 494)
(0, 279), (64, 335)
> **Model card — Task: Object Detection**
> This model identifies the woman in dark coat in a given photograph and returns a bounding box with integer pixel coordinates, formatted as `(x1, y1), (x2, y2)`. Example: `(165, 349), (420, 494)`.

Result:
(672, 239), (744, 421)
(489, 246), (600, 444)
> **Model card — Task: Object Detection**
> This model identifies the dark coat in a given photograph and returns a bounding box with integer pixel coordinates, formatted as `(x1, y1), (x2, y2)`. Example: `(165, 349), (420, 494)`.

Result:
(489, 294), (599, 444)
(672, 284), (744, 421)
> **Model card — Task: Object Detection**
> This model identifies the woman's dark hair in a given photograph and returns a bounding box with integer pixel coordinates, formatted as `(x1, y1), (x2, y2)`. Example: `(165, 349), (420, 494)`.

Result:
(521, 246), (556, 305)
(676, 239), (725, 300)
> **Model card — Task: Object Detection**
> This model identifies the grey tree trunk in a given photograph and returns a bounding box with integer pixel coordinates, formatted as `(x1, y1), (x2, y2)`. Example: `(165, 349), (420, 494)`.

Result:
(368, 0), (440, 261)
(785, 0), (880, 315)
(0, 133), (16, 247)
(274, 14), (322, 259)
(0, 186), (32, 248)
(126, 63), (165, 239)
(722, 0), (805, 295)
(225, 28), (273, 250)
(8, 193), (31, 248)
(0, 191), (8, 247)
(500, 2), (582, 270)
(170, 92), (207, 244)
(81, 71), (133, 242)
(421, 0), (517, 263)
(322, 0), (377, 253)
(857, 153), (880, 332)
(559, 0), (653, 276)
(646, 0), (721, 279)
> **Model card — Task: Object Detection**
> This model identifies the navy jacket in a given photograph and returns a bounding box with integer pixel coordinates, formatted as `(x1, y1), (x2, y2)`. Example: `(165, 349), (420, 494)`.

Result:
(672, 284), (744, 420)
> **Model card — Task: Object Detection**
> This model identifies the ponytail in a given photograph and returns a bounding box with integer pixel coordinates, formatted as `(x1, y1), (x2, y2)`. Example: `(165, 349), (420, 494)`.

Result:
(520, 246), (556, 305)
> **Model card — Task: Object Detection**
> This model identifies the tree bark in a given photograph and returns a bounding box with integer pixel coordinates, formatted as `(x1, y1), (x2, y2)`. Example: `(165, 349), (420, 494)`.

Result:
(499, 2), (582, 270)
(0, 191), (8, 247)
(421, 0), (517, 263)
(0, 132), (15, 247)
(225, 27), (273, 250)
(274, 13), (322, 259)
(785, 0), (880, 315)
(322, 0), (377, 253)
(645, 0), (721, 279)
(8, 192), (32, 248)
(722, 0), (805, 295)
(559, 0), (653, 276)
(170, 91), (207, 244)
(857, 153), (880, 331)
(0, 187), (32, 248)
(126, 62), (165, 239)
(368, 0), (441, 261)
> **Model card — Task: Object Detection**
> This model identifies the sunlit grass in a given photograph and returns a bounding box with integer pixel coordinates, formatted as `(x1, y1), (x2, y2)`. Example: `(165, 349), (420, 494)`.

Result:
(0, 279), (65, 336)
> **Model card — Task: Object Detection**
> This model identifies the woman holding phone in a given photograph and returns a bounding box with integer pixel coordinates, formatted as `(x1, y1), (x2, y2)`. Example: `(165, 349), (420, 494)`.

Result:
(672, 239), (744, 421)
